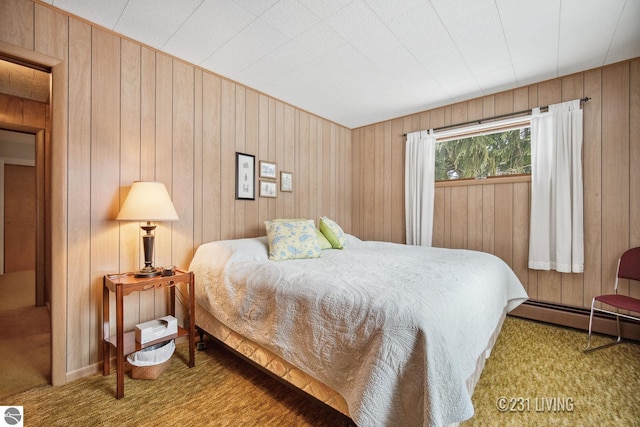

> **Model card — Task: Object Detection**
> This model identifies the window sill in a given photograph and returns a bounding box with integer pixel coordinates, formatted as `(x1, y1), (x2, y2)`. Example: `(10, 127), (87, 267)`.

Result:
(435, 174), (531, 188)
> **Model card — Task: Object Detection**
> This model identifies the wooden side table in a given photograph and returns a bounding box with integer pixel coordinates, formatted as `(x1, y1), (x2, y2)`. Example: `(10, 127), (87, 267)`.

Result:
(102, 269), (195, 399)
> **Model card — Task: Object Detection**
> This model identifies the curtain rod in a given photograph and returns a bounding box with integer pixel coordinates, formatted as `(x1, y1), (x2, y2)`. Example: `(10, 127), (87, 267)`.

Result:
(402, 97), (590, 137)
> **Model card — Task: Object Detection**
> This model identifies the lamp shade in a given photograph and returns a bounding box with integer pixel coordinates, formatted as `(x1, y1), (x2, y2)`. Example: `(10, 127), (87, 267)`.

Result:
(116, 181), (179, 222)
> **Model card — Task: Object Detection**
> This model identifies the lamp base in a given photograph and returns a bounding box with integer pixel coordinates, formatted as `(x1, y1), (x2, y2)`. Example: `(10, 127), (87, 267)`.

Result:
(134, 268), (162, 278)
(137, 224), (160, 278)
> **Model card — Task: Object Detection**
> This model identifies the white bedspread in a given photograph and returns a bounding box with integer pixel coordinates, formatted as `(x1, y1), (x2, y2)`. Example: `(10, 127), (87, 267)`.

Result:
(189, 235), (528, 426)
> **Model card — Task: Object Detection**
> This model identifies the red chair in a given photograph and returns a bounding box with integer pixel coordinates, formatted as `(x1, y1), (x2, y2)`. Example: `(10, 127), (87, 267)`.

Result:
(584, 247), (640, 352)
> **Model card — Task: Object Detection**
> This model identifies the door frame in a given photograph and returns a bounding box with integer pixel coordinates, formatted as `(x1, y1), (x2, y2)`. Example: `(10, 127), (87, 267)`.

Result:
(1, 40), (66, 386)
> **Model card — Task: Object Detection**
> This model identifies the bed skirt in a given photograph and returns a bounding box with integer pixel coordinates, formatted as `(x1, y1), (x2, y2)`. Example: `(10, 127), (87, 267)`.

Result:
(195, 302), (507, 425)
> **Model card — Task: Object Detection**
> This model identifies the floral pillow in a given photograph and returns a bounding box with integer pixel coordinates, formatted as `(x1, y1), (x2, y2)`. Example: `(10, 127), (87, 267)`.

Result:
(264, 219), (322, 260)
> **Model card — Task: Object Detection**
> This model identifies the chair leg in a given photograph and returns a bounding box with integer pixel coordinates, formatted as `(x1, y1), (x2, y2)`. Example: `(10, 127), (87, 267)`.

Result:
(584, 303), (624, 353)
(584, 300), (596, 352)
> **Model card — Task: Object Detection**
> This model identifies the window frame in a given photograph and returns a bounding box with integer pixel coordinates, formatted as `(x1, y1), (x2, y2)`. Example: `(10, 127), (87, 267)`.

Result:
(433, 115), (532, 182)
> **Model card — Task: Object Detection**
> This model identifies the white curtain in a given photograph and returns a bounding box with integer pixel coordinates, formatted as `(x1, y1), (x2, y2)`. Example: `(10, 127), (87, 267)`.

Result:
(529, 99), (584, 273)
(405, 130), (436, 246)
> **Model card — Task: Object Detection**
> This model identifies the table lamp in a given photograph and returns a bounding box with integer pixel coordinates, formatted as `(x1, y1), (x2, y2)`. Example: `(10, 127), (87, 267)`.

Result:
(116, 181), (179, 277)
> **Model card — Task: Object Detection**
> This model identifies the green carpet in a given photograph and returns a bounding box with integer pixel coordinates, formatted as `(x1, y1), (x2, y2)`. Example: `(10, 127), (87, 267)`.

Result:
(2, 316), (639, 426)
(1, 336), (351, 427)
(463, 317), (640, 426)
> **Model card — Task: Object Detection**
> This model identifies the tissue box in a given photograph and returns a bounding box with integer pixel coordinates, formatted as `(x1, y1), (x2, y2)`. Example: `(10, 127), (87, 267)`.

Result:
(135, 315), (178, 344)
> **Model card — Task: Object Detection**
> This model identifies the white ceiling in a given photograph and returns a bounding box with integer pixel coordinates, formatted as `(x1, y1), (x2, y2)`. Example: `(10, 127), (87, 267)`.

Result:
(42, 0), (640, 128)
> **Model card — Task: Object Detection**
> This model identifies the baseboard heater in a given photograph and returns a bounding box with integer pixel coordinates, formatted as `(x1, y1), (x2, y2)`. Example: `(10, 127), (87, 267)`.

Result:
(510, 300), (640, 342)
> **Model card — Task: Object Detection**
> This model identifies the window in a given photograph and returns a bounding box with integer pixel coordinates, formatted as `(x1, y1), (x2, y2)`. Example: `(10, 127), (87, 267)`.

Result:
(434, 123), (531, 181)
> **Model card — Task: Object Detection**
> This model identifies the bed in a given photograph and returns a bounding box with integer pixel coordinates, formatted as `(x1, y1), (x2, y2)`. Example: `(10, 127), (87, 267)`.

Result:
(189, 233), (528, 426)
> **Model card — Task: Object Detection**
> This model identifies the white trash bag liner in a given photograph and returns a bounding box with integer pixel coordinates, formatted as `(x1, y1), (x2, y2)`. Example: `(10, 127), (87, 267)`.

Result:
(127, 339), (175, 366)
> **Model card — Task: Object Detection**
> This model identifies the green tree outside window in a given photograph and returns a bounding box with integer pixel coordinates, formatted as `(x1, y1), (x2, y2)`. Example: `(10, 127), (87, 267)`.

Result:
(435, 127), (531, 180)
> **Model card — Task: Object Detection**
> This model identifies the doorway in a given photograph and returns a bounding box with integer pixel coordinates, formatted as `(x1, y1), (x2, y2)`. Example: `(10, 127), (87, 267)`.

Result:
(0, 58), (51, 398)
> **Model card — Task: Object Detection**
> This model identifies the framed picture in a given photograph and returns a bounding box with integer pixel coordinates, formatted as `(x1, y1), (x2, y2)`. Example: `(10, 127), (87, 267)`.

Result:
(235, 152), (255, 200)
(259, 160), (277, 179)
(280, 171), (293, 192)
(259, 180), (277, 198)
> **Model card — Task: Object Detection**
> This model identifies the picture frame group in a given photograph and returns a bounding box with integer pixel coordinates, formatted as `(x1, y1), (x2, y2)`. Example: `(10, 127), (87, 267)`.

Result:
(235, 153), (293, 199)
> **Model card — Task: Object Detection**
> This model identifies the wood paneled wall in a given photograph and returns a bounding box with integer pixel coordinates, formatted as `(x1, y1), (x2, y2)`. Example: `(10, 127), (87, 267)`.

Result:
(352, 59), (640, 314)
(0, 0), (351, 380)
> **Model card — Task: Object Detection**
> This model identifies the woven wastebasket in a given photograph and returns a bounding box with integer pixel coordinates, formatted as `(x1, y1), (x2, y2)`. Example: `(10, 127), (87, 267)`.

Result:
(127, 339), (175, 380)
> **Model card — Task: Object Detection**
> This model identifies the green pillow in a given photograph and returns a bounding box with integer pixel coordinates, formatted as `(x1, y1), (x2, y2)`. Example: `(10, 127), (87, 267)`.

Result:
(264, 219), (322, 260)
(319, 216), (346, 249)
(315, 228), (332, 250)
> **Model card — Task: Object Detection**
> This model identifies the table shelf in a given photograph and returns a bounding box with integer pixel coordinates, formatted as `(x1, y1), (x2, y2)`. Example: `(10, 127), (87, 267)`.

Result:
(106, 326), (189, 355)
(102, 269), (195, 398)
